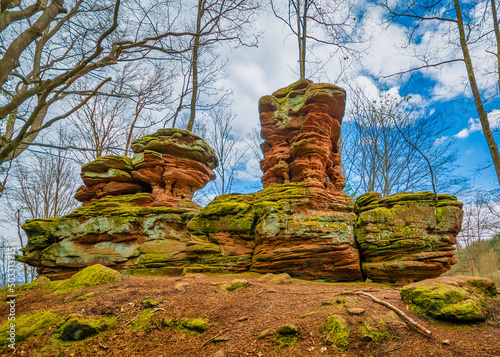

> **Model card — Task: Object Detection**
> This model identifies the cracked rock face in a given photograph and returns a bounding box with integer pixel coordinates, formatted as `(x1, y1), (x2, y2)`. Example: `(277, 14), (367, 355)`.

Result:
(259, 79), (346, 191)
(355, 192), (463, 282)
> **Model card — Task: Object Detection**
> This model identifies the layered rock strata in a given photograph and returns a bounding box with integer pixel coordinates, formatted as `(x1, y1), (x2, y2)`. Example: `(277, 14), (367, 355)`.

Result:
(20, 129), (217, 279)
(75, 129), (217, 206)
(259, 79), (346, 190)
(355, 192), (463, 282)
(19, 81), (464, 283)
(186, 183), (363, 281)
(20, 194), (202, 279)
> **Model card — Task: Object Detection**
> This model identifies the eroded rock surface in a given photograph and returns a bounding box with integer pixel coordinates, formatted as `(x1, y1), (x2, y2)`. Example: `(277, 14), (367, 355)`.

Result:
(259, 79), (346, 190)
(186, 182), (363, 281)
(355, 192), (463, 282)
(19, 81), (464, 284)
(75, 129), (217, 206)
(20, 194), (202, 279)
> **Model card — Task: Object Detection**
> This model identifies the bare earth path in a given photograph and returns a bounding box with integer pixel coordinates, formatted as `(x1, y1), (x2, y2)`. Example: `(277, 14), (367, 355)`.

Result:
(1, 273), (499, 357)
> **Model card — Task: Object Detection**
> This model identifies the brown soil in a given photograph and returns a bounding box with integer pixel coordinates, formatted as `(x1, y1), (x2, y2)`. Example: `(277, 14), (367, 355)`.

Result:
(1, 273), (499, 357)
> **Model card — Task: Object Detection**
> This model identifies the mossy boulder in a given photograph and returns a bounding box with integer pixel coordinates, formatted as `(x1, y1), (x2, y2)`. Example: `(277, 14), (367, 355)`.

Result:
(222, 279), (251, 291)
(275, 324), (299, 348)
(355, 191), (463, 282)
(322, 315), (350, 349)
(178, 318), (209, 335)
(52, 264), (123, 293)
(257, 273), (293, 284)
(400, 275), (497, 322)
(57, 317), (116, 341)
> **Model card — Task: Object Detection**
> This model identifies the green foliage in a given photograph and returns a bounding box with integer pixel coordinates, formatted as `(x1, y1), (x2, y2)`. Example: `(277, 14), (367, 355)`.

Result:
(322, 315), (350, 349)
(142, 298), (159, 308)
(275, 324), (299, 349)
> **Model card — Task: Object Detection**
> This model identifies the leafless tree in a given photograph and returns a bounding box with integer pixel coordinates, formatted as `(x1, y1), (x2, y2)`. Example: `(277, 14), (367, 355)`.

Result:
(344, 89), (464, 197)
(184, 0), (259, 132)
(270, 0), (362, 79)
(379, 0), (500, 185)
(204, 109), (248, 196)
(0, 0), (203, 166)
(3, 136), (78, 282)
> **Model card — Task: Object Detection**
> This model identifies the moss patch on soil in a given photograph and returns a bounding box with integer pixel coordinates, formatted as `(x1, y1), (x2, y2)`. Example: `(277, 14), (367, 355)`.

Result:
(177, 318), (209, 335)
(0, 311), (65, 346)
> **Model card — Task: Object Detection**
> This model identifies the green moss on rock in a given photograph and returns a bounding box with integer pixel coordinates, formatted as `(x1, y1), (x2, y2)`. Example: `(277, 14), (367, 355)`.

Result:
(222, 279), (251, 291)
(400, 276), (496, 322)
(0, 310), (64, 346)
(81, 155), (133, 173)
(322, 315), (350, 349)
(51, 264), (123, 293)
(21, 219), (60, 252)
(178, 318), (209, 335)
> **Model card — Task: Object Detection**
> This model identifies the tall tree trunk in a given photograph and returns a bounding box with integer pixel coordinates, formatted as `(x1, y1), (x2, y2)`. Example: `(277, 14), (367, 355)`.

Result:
(491, 0), (500, 88)
(455, 0), (500, 184)
(187, 0), (204, 132)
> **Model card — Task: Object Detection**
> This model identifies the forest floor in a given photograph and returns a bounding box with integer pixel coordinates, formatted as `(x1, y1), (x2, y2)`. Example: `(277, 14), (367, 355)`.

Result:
(1, 272), (499, 357)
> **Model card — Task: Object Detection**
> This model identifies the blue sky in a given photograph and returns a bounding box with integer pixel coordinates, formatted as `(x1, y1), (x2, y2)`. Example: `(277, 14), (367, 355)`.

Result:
(213, 1), (500, 198)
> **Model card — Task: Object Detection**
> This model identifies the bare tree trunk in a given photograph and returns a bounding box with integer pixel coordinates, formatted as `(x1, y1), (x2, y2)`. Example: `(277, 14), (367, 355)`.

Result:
(187, 0), (204, 133)
(491, 0), (500, 88)
(455, 0), (500, 184)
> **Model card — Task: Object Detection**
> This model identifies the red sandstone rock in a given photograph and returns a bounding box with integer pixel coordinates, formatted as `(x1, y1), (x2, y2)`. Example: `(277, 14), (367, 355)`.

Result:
(74, 129), (217, 207)
(259, 79), (346, 190)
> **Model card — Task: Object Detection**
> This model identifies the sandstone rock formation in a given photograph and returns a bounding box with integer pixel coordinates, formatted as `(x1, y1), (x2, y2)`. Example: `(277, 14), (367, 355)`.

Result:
(19, 81), (464, 284)
(355, 192), (463, 282)
(20, 194), (203, 279)
(20, 129), (217, 279)
(74, 156), (143, 203)
(186, 182), (363, 281)
(131, 129), (218, 204)
(259, 79), (346, 190)
(74, 129), (217, 206)
(400, 275), (497, 322)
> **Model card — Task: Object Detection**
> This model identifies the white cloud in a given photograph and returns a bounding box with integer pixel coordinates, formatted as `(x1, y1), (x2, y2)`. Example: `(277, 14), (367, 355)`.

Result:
(434, 136), (449, 146)
(454, 110), (500, 139)
(236, 158), (262, 182)
(488, 109), (500, 129)
(454, 117), (482, 139)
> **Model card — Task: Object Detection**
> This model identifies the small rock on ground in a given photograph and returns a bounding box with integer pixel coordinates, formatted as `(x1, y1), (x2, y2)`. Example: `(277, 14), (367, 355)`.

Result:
(211, 350), (226, 357)
(347, 307), (366, 315)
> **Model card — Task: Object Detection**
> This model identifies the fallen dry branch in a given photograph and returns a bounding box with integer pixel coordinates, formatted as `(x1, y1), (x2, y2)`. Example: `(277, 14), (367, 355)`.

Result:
(339, 290), (432, 337)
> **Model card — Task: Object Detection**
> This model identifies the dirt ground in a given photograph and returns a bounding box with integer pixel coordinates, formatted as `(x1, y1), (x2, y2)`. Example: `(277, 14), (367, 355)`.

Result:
(1, 273), (499, 357)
